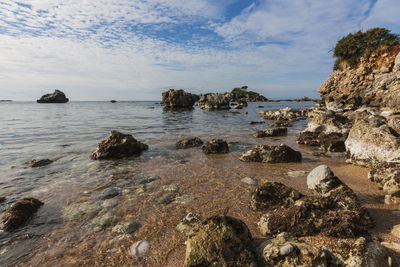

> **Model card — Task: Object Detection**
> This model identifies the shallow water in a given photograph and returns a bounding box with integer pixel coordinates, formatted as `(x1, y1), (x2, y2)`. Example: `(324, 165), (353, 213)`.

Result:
(1, 101), (399, 266)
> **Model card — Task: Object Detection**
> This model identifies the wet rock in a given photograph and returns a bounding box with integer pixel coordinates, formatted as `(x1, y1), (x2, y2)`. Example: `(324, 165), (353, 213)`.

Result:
(161, 89), (198, 109)
(176, 212), (202, 236)
(249, 121), (265, 125)
(37, 89), (69, 103)
(240, 144), (302, 163)
(62, 202), (101, 221)
(202, 139), (229, 154)
(198, 93), (231, 110)
(89, 213), (117, 229)
(176, 137), (203, 148)
(250, 182), (303, 211)
(253, 128), (287, 138)
(297, 131), (347, 152)
(307, 165), (343, 194)
(109, 234), (131, 244)
(184, 215), (257, 266)
(175, 194), (196, 204)
(0, 196), (5, 203)
(345, 117), (400, 165)
(368, 162), (400, 196)
(0, 198), (44, 231)
(259, 107), (307, 127)
(232, 100), (247, 109)
(112, 221), (141, 234)
(287, 170), (307, 177)
(29, 159), (53, 168)
(91, 131), (148, 160)
(258, 184), (374, 238)
(110, 100), (117, 103)
(101, 199), (118, 209)
(157, 193), (176, 205)
(241, 177), (258, 186)
(97, 187), (120, 200)
(258, 233), (333, 266)
(163, 184), (179, 193)
(391, 224), (400, 238)
(130, 240), (150, 258)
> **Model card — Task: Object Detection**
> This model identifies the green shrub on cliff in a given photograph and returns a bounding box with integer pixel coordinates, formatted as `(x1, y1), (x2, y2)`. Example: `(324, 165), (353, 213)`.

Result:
(333, 28), (399, 70)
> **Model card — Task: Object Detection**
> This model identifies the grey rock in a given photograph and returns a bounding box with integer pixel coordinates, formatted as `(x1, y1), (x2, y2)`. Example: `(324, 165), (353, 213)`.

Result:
(29, 159), (53, 168)
(241, 177), (258, 186)
(307, 165), (342, 194)
(98, 187), (120, 200)
(157, 193), (176, 205)
(37, 89), (69, 103)
(130, 240), (150, 258)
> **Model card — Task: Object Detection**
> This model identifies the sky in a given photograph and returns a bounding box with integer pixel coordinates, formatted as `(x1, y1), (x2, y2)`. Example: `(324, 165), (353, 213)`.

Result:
(0, 0), (400, 101)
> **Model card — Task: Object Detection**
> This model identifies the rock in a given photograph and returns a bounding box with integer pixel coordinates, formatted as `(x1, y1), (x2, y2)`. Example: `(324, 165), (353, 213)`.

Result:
(256, 105), (264, 108)
(163, 184), (179, 193)
(157, 193), (176, 205)
(259, 108), (307, 127)
(130, 240), (150, 258)
(97, 187), (120, 200)
(176, 212), (202, 236)
(0, 197), (44, 231)
(62, 202), (101, 221)
(253, 128), (287, 138)
(176, 137), (203, 148)
(391, 224), (400, 238)
(175, 194), (196, 204)
(258, 233), (333, 266)
(184, 215), (257, 266)
(89, 213), (117, 229)
(37, 89), (69, 103)
(110, 100), (117, 103)
(101, 199), (118, 208)
(249, 121), (265, 125)
(258, 184), (374, 237)
(112, 221), (141, 234)
(297, 131), (346, 152)
(241, 177), (258, 186)
(307, 165), (343, 194)
(345, 117), (400, 166)
(29, 159), (53, 168)
(0, 196), (5, 203)
(109, 234), (131, 244)
(198, 93), (231, 110)
(368, 163), (400, 196)
(91, 131), (148, 160)
(202, 139), (229, 154)
(240, 144), (302, 163)
(287, 170), (307, 177)
(161, 89), (198, 109)
(250, 182), (303, 211)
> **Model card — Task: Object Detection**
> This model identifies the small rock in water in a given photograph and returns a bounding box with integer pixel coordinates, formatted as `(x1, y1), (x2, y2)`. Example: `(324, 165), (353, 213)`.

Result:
(89, 213), (117, 229)
(279, 244), (294, 256)
(101, 199), (118, 208)
(109, 234), (131, 244)
(392, 211), (400, 216)
(176, 212), (202, 235)
(163, 184), (179, 193)
(29, 159), (53, 168)
(157, 193), (176, 205)
(287, 170), (307, 177)
(391, 224), (400, 238)
(0, 196), (5, 203)
(98, 188), (120, 200)
(112, 221), (141, 234)
(130, 240), (150, 258)
(175, 194), (196, 204)
(241, 177), (258, 186)
(202, 139), (229, 154)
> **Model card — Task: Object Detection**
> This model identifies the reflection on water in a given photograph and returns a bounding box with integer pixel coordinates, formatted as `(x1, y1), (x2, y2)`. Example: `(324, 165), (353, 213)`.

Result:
(0, 101), (318, 266)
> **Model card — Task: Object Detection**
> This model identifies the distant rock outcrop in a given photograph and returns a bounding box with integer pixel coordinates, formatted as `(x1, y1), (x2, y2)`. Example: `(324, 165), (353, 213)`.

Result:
(161, 89), (198, 109)
(198, 93), (231, 110)
(37, 90), (69, 103)
(231, 86), (268, 102)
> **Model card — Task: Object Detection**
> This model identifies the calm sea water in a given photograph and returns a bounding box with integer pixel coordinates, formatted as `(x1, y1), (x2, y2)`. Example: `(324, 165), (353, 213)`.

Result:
(0, 100), (316, 265)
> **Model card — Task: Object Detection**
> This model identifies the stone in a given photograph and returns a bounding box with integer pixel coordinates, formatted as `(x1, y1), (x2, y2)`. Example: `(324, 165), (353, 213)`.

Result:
(259, 108), (307, 127)
(97, 187), (120, 200)
(176, 137), (203, 148)
(175, 194), (196, 204)
(198, 93), (231, 110)
(253, 128), (287, 138)
(0, 197), (43, 231)
(89, 213), (117, 229)
(62, 202), (101, 221)
(391, 224), (400, 238)
(240, 144), (302, 163)
(91, 131), (148, 160)
(184, 215), (257, 266)
(287, 170), (306, 177)
(130, 240), (150, 258)
(29, 159), (53, 168)
(163, 184), (179, 193)
(368, 162), (400, 196)
(342, 238), (392, 267)
(240, 177), (258, 186)
(249, 121), (265, 125)
(0, 196), (5, 203)
(161, 89), (198, 109)
(176, 212), (202, 236)
(157, 193), (176, 205)
(250, 182), (303, 211)
(202, 139), (229, 154)
(307, 165), (343, 194)
(101, 199), (118, 208)
(112, 221), (141, 234)
(37, 89), (69, 103)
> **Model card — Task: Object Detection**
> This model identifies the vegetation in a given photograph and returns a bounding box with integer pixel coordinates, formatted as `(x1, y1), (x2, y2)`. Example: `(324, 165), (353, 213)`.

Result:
(231, 86), (258, 98)
(333, 28), (399, 70)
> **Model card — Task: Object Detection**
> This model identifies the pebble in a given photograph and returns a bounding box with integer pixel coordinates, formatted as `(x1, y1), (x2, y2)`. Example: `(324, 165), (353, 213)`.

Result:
(392, 211), (400, 216)
(0, 196), (5, 203)
(287, 171), (307, 177)
(109, 234), (131, 244)
(98, 188), (120, 200)
(157, 193), (176, 205)
(89, 213), (117, 229)
(163, 184), (179, 193)
(102, 199), (118, 208)
(130, 240), (150, 258)
(175, 194), (196, 204)
(176, 212), (201, 235)
(241, 177), (258, 186)
(279, 244), (294, 256)
(112, 221), (141, 234)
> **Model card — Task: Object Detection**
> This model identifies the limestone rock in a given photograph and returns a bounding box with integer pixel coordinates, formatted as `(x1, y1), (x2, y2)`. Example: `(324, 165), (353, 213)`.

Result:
(161, 89), (198, 109)
(37, 89), (69, 103)
(29, 159), (53, 168)
(253, 128), (287, 138)
(198, 93), (231, 110)
(240, 144), (302, 163)
(130, 240), (150, 258)
(368, 162), (400, 196)
(176, 137), (203, 148)
(307, 165), (343, 194)
(202, 139), (229, 154)
(91, 131), (148, 160)
(184, 215), (257, 266)
(0, 197), (43, 231)
(176, 212), (202, 236)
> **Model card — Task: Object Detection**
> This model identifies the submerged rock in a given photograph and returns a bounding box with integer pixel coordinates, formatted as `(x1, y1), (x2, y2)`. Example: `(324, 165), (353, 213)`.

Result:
(91, 131), (148, 160)
(176, 212), (202, 236)
(253, 128), (287, 138)
(240, 144), (302, 163)
(0, 197), (43, 231)
(198, 93), (231, 110)
(130, 240), (150, 258)
(184, 215), (257, 266)
(202, 139), (229, 154)
(368, 162), (400, 196)
(241, 177), (258, 186)
(161, 89), (198, 109)
(297, 131), (346, 152)
(37, 89), (69, 103)
(176, 137), (203, 148)
(29, 159), (53, 168)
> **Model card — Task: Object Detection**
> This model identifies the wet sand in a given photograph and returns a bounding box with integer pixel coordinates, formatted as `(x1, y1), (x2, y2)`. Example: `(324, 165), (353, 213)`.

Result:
(3, 135), (400, 266)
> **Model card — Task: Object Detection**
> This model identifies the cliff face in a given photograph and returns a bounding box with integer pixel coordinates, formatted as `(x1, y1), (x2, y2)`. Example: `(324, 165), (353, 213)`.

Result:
(319, 46), (400, 111)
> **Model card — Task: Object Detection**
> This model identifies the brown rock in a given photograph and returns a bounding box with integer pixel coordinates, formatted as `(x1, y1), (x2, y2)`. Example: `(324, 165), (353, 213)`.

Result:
(0, 198), (43, 231)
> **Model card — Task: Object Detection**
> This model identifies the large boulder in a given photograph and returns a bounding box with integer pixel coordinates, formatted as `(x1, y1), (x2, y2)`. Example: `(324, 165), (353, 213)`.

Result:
(184, 215), (257, 266)
(240, 144), (302, 163)
(176, 137), (203, 148)
(198, 93), (231, 110)
(161, 89), (198, 109)
(345, 116), (400, 166)
(91, 131), (148, 160)
(202, 139), (229, 154)
(0, 198), (43, 231)
(368, 162), (400, 196)
(37, 89), (69, 103)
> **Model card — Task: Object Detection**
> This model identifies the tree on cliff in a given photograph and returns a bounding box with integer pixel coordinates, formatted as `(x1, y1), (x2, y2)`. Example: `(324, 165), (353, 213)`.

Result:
(333, 28), (399, 70)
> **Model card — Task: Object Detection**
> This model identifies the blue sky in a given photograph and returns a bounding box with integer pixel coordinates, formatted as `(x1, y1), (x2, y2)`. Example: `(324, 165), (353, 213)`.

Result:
(0, 0), (399, 100)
